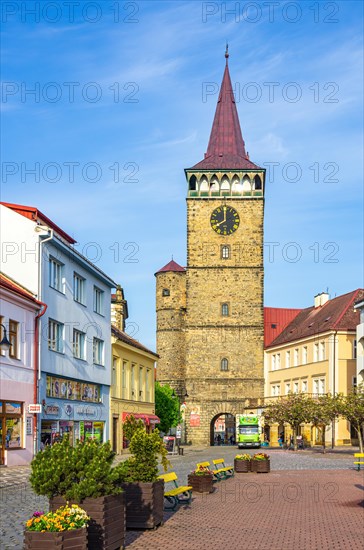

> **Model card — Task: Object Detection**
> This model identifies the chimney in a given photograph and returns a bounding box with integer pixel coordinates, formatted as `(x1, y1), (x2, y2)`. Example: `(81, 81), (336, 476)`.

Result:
(314, 292), (330, 308)
(111, 285), (128, 331)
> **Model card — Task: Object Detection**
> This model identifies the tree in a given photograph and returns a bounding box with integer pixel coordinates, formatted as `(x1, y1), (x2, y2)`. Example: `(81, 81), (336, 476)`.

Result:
(308, 393), (341, 453)
(337, 385), (364, 452)
(263, 393), (312, 450)
(155, 382), (181, 433)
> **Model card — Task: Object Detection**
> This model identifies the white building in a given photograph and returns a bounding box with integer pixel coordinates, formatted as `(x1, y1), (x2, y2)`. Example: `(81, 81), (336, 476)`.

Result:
(0, 273), (42, 466)
(0, 202), (115, 448)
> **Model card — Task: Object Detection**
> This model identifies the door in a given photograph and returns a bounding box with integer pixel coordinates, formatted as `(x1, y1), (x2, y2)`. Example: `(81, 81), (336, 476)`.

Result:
(112, 417), (118, 453)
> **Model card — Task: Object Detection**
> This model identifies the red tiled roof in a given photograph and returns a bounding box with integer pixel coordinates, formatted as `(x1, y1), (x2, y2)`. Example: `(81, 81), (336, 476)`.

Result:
(155, 260), (185, 275)
(111, 325), (159, 358)
(264, 307), (302, 347)
(0, 273), (42, 306)
(1, 202), (76, 244)
(266, 289), (364, 348)
(190, 53), (261, 171)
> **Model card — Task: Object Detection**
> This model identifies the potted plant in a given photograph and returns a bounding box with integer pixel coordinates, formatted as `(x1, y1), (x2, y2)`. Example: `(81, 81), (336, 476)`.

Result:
(251, 452), (270, 473)
(113, 416), (169, 529)
(234, 453), (251, 473)
(24, 504), (89, 549)
(187, 465), (214, 493)
(29, 437), (125, 550)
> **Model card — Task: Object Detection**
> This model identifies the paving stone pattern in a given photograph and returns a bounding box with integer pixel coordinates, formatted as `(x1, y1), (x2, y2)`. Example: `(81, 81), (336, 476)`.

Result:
(0, 448), (362, 549)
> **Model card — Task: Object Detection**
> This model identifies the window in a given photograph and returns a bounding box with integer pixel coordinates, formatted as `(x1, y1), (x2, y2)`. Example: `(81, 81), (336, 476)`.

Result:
(74, 273), (86, 304)
(319, 341), (325, 361)
(276, 353), (281, 369)
(93, 338), (104, 365)
(302, 380), (308, 393)
(49, 258), (64, 292)
(9, 320), (19, 359)
(294, 348), (299, 367)
(112, 357), (118, 386)
(285, 382), (291, 394)
(131, 364), (135, 398)
(146, 368), (150, 402)
(122, 361), (127, 399)
(313, 378), (325, 395)
(162, 288), (170, 297)
(221, 245), (230, 260)
(272, 355), (276, 371)
(48, 320), (64, 353)
(1, 402), (23, 449)
(353, 339), (357, 359)
(73, 330), (85, 360)
(285, 351), (290, 368)
(271, 384), (281, 396)
(221, 358), (229, 371)
(139, 367), (144, 398)
(302, 346), (308, 365)
(314, 343), (319, 362)
(93, 287), (104, 314)
(293, 382), (299, 393)
(221, 303), (229, 316)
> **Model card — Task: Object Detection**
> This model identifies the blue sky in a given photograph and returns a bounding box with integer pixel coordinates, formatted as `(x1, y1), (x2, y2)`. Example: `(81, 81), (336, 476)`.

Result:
(1, 1), (363, 350)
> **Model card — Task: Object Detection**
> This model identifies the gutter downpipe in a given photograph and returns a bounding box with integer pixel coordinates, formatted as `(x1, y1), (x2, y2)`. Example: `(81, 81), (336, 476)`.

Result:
(331, 330), (338, 449)
(35, 229), (54, 455)
(34, 301), (47, 457)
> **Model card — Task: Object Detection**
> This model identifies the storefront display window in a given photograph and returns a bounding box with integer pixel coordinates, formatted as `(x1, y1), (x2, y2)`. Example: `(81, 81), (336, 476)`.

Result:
(40, 420), (104, 446)
(0, 401), (23, 457)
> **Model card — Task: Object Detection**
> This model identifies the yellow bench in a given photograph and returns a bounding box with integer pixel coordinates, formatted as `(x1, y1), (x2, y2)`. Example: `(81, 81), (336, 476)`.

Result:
(353, 453), (364, 471)
(213, 458), (234, 479)
(158, 472), (192, 510)
(196, 461), (223, 482)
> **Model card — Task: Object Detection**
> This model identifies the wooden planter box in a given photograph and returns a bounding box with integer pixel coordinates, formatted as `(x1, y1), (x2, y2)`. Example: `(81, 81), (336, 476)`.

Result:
(187, 474), (214, 493)
(24, 528), (87, 549)
(49, 494), (125, 550)
(251, 460), (270, 473)
(121, 479), (164, 530)
(234, 459), (251, 473)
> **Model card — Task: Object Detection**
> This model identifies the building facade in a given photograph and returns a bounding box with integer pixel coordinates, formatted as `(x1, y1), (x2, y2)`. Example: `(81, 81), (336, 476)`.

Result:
(0, 273), (42, 466)
(156, 51), (265, 445)
(264, 290), (363, 447)
(0, 203), (115, 448)
(354, 298), (364, 386)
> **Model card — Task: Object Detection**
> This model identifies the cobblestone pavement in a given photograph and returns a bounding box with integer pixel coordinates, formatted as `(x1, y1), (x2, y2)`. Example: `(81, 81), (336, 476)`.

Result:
(0, 447), (361, 549)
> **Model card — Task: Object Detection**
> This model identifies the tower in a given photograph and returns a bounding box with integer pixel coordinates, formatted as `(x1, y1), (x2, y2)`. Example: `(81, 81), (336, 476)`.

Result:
(156, 50), (265, 445)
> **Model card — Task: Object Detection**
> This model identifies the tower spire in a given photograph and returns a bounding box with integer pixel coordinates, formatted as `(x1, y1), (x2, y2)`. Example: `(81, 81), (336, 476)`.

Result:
(190, 49), (261, 170)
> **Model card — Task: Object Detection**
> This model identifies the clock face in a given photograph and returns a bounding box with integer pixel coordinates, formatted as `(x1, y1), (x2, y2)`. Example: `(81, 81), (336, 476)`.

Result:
(210, 206), (240, 235)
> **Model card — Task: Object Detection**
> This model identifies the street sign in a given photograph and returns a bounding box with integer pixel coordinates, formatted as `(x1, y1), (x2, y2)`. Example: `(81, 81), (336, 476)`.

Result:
(28, 404), (42, 414)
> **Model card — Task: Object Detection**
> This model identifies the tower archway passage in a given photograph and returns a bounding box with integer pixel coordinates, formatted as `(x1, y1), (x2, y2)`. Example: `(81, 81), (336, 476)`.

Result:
(210, 413), (236, 446)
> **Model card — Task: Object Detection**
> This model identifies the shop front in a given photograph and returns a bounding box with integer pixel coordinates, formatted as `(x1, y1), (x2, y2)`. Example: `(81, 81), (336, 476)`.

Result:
(121, 412), (160, 448)
(40, 374), (108, 447)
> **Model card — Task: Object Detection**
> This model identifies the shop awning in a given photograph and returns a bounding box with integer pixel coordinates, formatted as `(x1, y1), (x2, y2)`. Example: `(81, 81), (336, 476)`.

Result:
(122, 412), (160, 426)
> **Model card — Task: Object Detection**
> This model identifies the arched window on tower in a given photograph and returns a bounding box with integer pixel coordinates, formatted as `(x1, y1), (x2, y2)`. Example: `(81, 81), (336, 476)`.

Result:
(221, 358), (229, 371)
(189, 175), (197, 191)
(221, 245), (230, 259)
(254, 175), (262, 190)
(221, 303), (229, 316)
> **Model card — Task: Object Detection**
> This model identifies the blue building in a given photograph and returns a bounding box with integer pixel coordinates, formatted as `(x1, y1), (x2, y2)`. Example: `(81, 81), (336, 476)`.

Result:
(0, 203), (115, 448)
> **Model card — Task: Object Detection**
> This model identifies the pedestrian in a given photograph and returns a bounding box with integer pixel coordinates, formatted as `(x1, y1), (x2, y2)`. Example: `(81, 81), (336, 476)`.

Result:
(217, 434), (221, 446)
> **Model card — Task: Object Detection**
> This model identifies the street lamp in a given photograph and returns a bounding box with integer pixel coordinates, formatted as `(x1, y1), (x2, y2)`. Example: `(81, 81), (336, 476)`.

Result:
(0, 324), (11, 353)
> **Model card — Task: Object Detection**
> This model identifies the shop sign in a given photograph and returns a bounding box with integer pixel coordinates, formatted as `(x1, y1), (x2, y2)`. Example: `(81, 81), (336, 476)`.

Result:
(45, 405), (60, 415)
(190, 413), (200, 427)
(176, 425), (182, 438)
(28, 404), (42, 414)
(76, 405), (97, 417)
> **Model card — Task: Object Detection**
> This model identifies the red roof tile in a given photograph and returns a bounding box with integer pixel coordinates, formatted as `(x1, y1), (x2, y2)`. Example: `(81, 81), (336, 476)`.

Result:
(264, 307), (302, 347)
(266, 289), (364, 348)
(190, 52), (261, 171)
(1, 202), (76, 244)
(155, 260), (186, 275)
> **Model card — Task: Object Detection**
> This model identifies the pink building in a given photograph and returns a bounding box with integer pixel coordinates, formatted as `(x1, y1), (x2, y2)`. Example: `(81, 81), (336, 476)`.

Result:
(0, 273), (44, 466)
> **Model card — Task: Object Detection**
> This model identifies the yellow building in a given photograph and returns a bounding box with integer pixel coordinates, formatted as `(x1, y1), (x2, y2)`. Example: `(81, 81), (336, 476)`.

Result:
(110, 288), (159, 454)
(264, 290), (363, 447)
